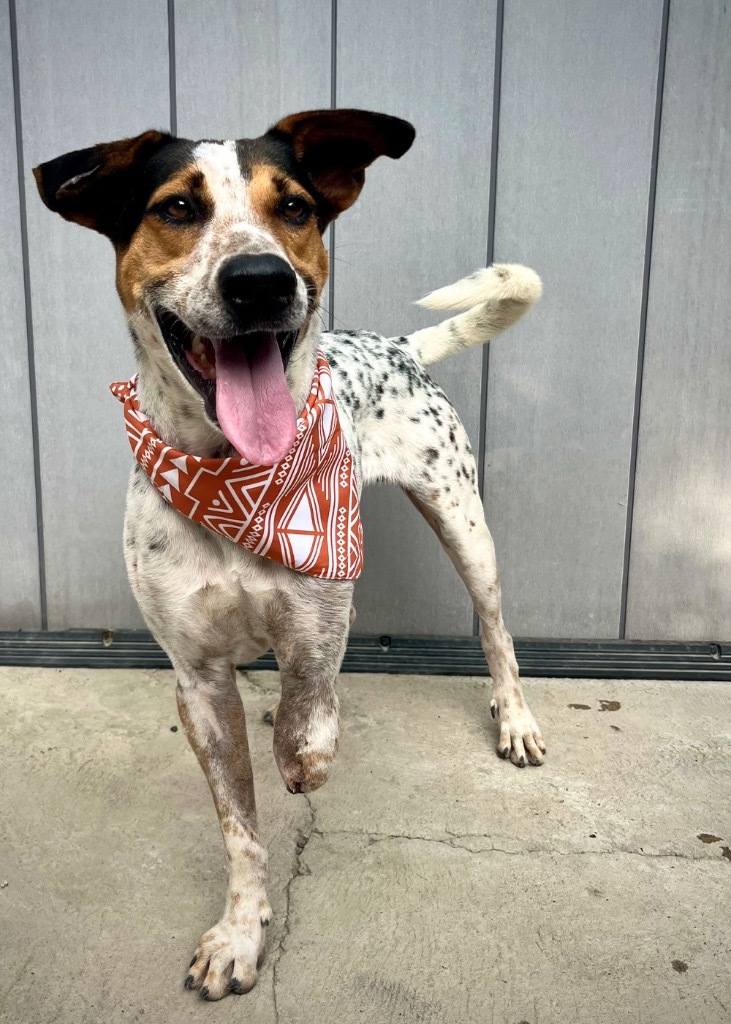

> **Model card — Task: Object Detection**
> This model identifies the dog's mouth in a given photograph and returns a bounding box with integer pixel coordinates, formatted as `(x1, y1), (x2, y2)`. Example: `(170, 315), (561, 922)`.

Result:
(156, 311), (299, 466)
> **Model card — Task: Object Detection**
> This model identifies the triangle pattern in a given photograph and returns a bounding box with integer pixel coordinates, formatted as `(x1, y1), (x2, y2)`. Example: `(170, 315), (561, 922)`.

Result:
(110, 351), (363, 579)
(161, 468), (180, 490)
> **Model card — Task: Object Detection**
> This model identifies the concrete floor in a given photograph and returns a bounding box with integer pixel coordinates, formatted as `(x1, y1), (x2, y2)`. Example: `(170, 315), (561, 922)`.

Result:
(0, 668), (730, 1024)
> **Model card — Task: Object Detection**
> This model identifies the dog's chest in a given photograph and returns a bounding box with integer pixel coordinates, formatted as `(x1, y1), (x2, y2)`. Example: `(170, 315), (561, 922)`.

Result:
(123, 460), (354, 666)
(124, 470), (291, 661)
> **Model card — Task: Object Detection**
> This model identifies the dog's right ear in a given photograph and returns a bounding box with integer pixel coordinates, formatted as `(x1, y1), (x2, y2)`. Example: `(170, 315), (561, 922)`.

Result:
(33, 130), (172, 240)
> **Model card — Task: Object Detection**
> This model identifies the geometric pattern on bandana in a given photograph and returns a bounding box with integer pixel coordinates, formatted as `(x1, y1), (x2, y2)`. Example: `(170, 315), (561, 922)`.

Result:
(110, 350), (363, 580)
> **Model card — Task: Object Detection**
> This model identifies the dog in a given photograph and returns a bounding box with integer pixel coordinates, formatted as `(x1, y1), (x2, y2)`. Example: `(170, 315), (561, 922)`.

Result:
(34, 108), (545, 1001)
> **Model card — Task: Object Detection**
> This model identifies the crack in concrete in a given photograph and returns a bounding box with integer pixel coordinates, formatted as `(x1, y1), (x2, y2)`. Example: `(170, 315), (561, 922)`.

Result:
(266, 808), (727, 1014)
(264, 811), (727, 1015)
(271, 793), (316, 1023)
(305, 826), (729, 862)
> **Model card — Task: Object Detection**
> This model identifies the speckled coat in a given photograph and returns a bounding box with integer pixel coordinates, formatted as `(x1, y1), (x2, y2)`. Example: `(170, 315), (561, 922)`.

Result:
(34, 109), (546, 1001)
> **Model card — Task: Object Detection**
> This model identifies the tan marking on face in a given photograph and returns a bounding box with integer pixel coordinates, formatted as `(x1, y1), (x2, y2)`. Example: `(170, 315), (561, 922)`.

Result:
(247, 164), (328, 303)
(115, 166), (212, 315)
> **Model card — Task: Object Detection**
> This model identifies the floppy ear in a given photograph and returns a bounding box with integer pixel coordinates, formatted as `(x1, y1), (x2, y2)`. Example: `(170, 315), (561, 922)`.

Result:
(33, 130), (171, 240)
(270, 108), (415, 223)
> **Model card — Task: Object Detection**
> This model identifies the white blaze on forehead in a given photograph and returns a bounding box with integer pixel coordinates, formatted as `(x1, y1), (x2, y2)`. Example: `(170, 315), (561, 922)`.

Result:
(192, 139), (258, 227)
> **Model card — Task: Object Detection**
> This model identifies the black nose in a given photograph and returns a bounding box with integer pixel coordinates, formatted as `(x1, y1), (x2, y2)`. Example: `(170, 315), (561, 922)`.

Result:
(218, 254), (297, 324)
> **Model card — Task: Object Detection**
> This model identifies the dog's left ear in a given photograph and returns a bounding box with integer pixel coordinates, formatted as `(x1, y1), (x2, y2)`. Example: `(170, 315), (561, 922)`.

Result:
(33, 130), (172, 241)
(270, 109), (415, 224)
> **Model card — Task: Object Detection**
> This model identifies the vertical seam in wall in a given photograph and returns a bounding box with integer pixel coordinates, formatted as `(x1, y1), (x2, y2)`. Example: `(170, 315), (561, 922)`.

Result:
(327, 0), (337, 331)
(9, 0), (48, 629)
(618, 0), (670, 640)
(474, 0), (504, 635)
(167, 0), (177, 134)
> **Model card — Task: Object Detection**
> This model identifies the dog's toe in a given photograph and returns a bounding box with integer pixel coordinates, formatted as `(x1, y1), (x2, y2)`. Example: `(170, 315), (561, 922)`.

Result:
(492, 698), (546, 767)
(183, 906), (269, 1000)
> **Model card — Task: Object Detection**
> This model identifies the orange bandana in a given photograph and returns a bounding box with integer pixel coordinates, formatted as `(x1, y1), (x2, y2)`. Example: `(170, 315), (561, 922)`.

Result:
(111, 351), (363, 580)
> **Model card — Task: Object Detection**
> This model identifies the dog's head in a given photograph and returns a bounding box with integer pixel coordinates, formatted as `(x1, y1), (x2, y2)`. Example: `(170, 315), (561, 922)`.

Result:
(34, 110), (414, 463)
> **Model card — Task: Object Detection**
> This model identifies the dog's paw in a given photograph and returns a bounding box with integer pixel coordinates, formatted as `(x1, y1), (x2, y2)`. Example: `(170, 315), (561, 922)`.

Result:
(490, 695), (546, 767)
(273, 698), (339, 793)
(184, 900), (271, 1000)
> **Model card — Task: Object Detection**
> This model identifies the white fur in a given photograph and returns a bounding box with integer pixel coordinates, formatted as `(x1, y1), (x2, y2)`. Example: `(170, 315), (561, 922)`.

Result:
(417, 263), (542, 310)
(299, 702), (340, 761)
(192, 140), (257, 227)
(407, 263), (542, 367)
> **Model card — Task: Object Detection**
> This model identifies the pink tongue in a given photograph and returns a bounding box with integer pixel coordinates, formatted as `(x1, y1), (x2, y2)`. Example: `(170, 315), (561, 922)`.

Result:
(214, 333), (297, 466)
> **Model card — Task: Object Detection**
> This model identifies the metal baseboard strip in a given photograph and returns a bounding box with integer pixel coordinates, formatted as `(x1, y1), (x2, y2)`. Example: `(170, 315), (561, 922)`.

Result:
(0, 630), (729, 680)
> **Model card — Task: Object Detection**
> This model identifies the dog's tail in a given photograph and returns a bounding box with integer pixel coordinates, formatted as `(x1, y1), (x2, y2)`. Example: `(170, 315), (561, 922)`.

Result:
(404, 264), (542, 368)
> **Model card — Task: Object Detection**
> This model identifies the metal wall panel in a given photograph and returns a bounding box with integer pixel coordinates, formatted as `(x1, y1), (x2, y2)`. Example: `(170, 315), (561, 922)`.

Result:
(16, 0), (170, 628)
(0, 4), (40, 628)
(335, 0), (496, 636)
(484, 0), (663, 638)
(1, 0), (728, 645)
(625, 0), (731, 640)
(175, 0), (331, 139)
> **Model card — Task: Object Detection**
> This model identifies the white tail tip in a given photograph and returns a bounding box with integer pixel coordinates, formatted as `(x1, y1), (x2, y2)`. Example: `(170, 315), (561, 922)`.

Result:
(416, 263), (543, 311)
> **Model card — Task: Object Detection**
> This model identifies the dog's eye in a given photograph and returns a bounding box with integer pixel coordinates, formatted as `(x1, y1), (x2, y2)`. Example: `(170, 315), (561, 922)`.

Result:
(280, 196), (312, 225)
(159, 197), (195, 223)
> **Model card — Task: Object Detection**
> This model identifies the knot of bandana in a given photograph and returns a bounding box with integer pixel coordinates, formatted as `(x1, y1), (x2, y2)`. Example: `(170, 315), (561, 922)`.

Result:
(111, 351), (363, 580)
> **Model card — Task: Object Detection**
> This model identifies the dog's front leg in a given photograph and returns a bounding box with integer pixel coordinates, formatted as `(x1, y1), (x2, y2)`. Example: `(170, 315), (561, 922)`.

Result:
(175, 659), (270, 1000)
(266, 581), (353, 794)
